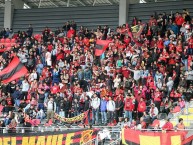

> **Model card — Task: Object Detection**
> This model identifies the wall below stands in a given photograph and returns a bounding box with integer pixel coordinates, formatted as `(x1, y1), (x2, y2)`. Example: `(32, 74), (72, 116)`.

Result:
(12, 5), (119, 34)
(128, 0), (193, 24)
(0, 9), (4, 29)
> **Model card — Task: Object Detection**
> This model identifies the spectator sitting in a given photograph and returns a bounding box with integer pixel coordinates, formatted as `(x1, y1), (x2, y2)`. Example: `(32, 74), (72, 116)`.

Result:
(149, 103), (159, 123)
(162, 118), (173, 131)
(176, 118), (185, 130)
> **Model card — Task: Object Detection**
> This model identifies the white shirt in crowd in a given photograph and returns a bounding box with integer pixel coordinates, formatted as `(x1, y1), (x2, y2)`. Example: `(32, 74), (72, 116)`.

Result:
(107, 100), (115, 112)
(29, 72), (37, 82)
(113, 77), (121, 88)
(47, 101), (56, 112)
(45, 51), (52, 66)
(91, 97), (100, 109)
(21, 80), (30, 92)
(149, 107), (159, 117)
(128, 67), (141, 81)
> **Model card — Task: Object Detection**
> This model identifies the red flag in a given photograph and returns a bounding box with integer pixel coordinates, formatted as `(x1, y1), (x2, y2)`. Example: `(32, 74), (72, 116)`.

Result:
(0, 56), (28, 84)
(128, 24), (145, 47)
(95, 39), (111, 56)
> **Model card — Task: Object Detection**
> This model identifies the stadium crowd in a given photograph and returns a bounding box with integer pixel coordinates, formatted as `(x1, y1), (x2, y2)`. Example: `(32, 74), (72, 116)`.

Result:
(0, 9), (193, 131)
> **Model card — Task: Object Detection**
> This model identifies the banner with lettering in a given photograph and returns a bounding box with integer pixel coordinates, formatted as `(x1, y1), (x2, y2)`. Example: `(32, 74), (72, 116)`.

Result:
(122, 129), (187, 145)
(0, 129), (98, 145)
(54, 111), (88, 123)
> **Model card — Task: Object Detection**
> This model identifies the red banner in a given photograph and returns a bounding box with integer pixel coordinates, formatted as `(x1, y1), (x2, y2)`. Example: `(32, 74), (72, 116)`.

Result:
(122, 129), (187, 145)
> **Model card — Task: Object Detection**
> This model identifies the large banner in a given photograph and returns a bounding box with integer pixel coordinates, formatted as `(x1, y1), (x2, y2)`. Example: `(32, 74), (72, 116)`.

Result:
(122, 129), (187, 145)
(0, 129), (98, 145)
(54, 111), (88, 123)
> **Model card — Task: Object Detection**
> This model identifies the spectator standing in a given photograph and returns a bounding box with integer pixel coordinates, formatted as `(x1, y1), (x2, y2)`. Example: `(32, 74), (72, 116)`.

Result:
(21, 79), (30, 100)
(91, 94), (100, 125)
(45, 97), (56, 123)
(107, 97), (115, 125)
(124, 95), (134, 122)
(100, 96), (107, 125)
(115, 94), (124, 123)
(137, 98), (146, 119)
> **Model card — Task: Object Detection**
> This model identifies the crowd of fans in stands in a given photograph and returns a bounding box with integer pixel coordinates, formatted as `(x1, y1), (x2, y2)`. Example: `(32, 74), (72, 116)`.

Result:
(0, 9), (193, 131)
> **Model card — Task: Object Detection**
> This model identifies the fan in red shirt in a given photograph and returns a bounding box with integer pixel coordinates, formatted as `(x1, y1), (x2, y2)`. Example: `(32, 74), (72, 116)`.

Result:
(41, 67), (51, 80)
(157, 37), (164, 51)
(162, 118), (173, 131)
(153, 89), (162, 112)
(124, 95), (135, 122)
(175, 13), (185, 27)
(137, 98), (146, 119)
(124, 35), (131, 45)
(176, 40), (183, 53)
(148, 15), (157, 27)
(51, 83), (60, 94)
(67, 27), (75, 38)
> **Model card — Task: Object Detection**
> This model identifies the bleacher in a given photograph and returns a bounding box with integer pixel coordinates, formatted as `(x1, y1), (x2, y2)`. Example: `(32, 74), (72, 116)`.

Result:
(0, 38), (17, 52)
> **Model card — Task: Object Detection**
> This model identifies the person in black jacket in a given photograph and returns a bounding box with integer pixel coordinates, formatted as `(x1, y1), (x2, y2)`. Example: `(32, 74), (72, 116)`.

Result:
(37, 89), (45, 111)
(55, 93), (61, 114)
(12, 86), (22, 107)
(84, 96), (91, 123)
(62, 97), (70, 118)
(115, 95), (124, 123)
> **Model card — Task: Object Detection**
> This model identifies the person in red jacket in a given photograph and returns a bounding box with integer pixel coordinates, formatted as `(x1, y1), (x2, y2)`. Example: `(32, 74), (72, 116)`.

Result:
(157, 37), (164, 51)
(162, 118), (173, 131)
(124, 94), (134, 122)
(137, 98), (146, 119)
(51, 83), (60, 94)
(175, 13), (185, 28)
(67, 27), (75, 38)
(154, 88), (162, 112)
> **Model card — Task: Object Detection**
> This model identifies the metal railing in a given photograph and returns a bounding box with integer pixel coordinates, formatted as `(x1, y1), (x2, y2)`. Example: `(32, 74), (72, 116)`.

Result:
(95, 130), (121, 145)
(82, 138), (97, 145)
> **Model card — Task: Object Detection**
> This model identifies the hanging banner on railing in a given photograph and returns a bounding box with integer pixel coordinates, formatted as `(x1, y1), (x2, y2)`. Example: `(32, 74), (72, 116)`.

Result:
(54, 111), (88, 123)
(0, 129), (99, 145)
(122, 129), (187, 145)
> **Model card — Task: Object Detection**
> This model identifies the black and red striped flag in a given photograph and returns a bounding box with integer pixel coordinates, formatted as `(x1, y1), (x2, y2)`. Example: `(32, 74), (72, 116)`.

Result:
(95, 39), (111, 56)
(0, 56), (28, 84)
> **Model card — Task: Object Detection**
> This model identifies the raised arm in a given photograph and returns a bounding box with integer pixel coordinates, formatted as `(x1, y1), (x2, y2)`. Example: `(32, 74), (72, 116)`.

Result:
(128, 66), (135, 72)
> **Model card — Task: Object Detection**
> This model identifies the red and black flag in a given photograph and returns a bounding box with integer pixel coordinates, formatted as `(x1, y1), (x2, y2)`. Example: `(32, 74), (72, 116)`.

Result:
(0, 56), (28, 84)
(94, 39), (111, 56)
(128, 24), (145, 47)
